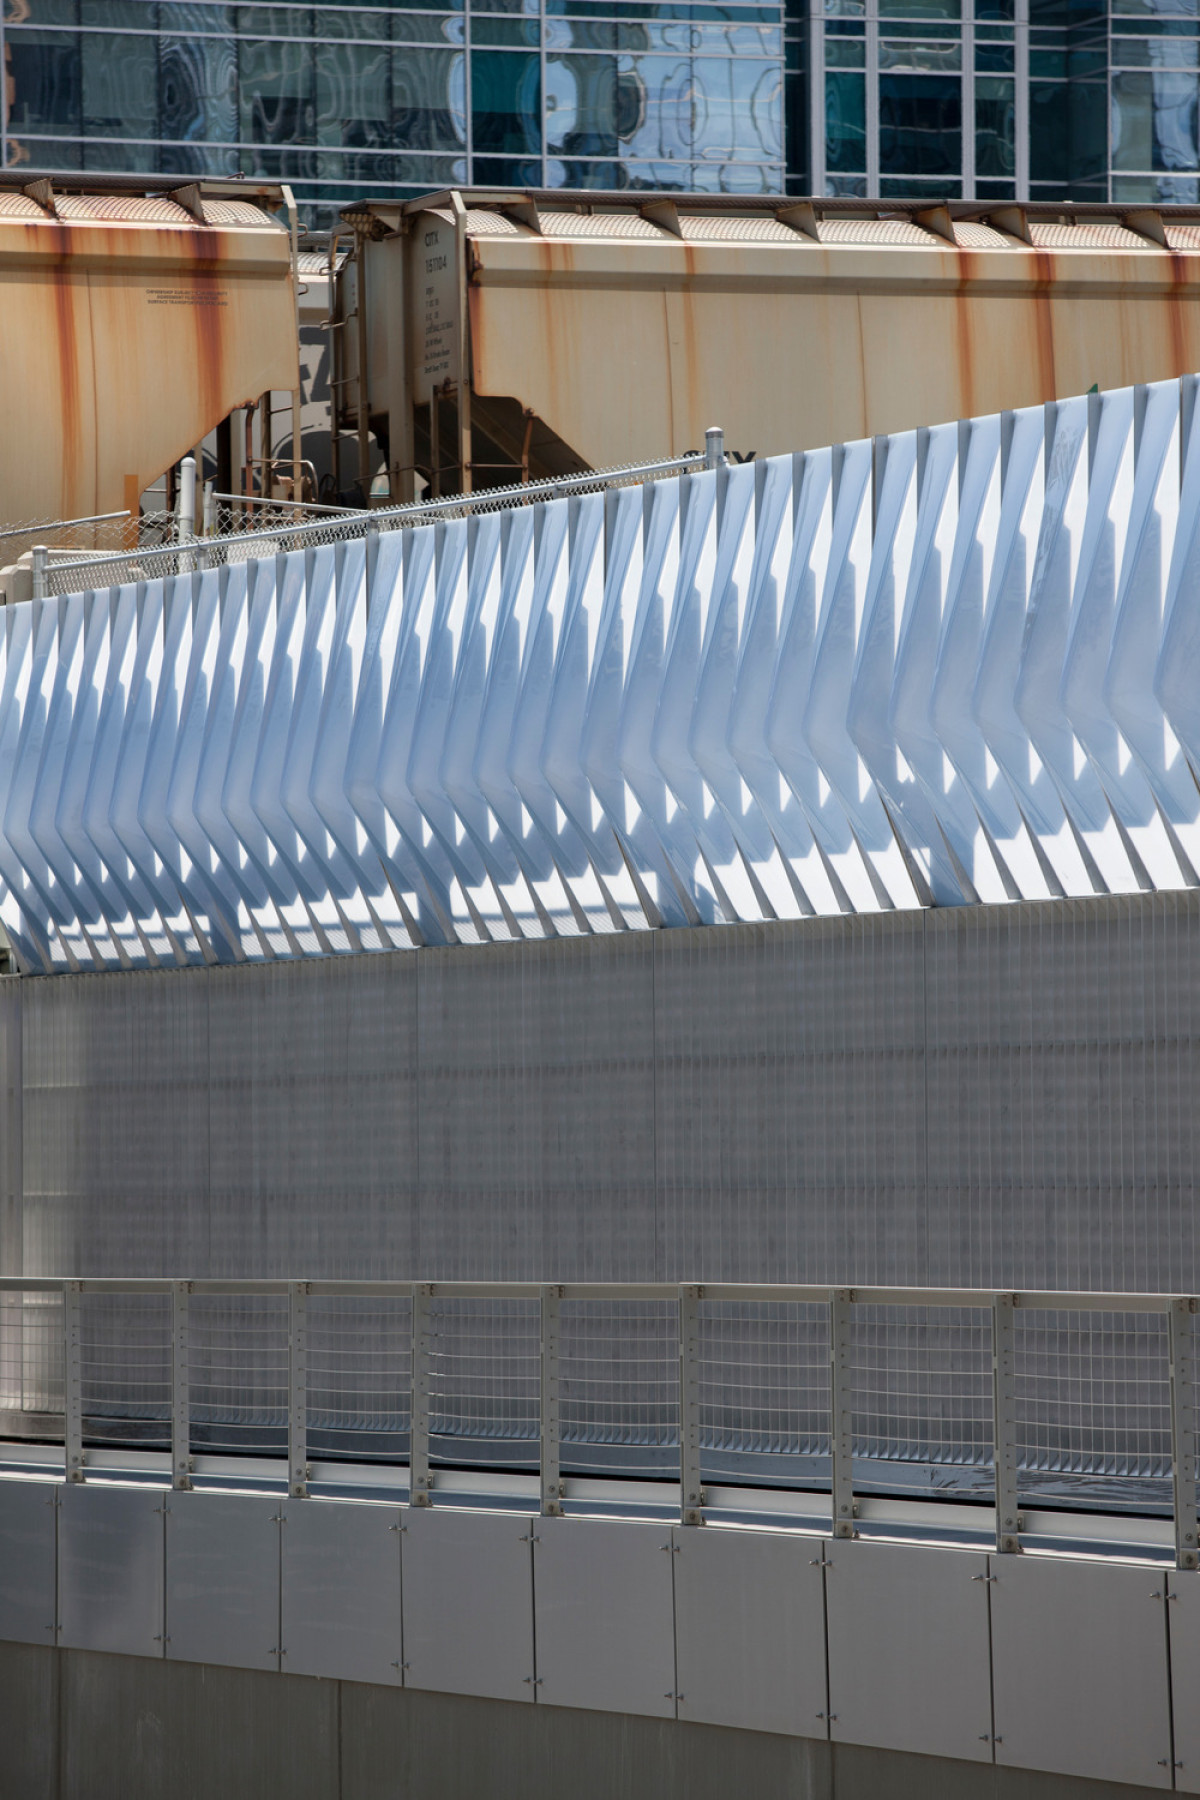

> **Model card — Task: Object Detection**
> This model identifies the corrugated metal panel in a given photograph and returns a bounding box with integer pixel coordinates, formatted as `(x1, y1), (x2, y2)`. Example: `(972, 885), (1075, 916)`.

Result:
(15, 890), (1200, 1297)
(416, 933), (656, 1279)
(677, 214), (804, 243)
(52, 194), (196, 226)
(0, 195), (49, 221)
(924, 892), (1200, 1292)
(1027, 221), (1153, 251)
(201, 198), (278, 228)
(535, 211), (669, 239)
(953, 221), (1013, 248)
(655, 917), (927, 1284)
(1165, 224), (1200, 251)
(816, 217), (939, 245)
(464, 210), (523, 235)
(25, 373), (1200, 970)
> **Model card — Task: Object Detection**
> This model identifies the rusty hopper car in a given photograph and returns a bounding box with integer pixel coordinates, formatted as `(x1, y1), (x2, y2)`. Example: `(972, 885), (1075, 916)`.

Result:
(334, 190), (1200, 500)
(0, 173), (299, 528)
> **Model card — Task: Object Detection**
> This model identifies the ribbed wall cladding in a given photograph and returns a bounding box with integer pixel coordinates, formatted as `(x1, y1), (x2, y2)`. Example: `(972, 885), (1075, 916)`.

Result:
(10, 376), (1200, 973)
(11, 892), (1200, 1293)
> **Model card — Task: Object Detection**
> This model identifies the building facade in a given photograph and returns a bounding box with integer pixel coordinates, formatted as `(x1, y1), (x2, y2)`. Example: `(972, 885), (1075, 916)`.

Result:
(0, 0), (1193, 226)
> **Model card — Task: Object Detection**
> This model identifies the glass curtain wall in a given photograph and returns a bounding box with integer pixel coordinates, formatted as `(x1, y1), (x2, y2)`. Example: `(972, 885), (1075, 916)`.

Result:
(799, 0), (1198, 201)
(0, 0), (785, 227)
(807, 0), (1024, 196)
(6, 0), (1200, 218)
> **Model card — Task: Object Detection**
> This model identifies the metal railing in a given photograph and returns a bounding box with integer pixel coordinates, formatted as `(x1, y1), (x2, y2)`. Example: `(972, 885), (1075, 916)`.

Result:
(39, 450), (712, 599)
(1, 1278), (1196, 1566)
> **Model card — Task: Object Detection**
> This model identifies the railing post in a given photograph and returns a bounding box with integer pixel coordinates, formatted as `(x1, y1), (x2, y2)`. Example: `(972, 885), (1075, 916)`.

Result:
(704, 426), (725, 470)
(540, 1285), (563, 1517)
(1169, 1297), (1198, 1572)
(993, 1294), (1021, 1554)
(679, 1285), (704, 1525)
(830, 1289), (855, 1538)
(410, 1283), (433, 1506)
(171, 1281), (192, 1490)
(31, 545), (48, 602)
(288, 1281), (308, 1499)
(63, 1281), (83, 1483)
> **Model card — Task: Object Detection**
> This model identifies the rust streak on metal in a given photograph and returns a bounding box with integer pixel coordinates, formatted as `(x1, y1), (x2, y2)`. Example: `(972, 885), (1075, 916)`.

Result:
(189, 227), (228, 443)
(51, 223), (82, 513)
(954, 249), (978, 423)
(1031, 251), (1057, 401)
(1168, 246), (1188, 384)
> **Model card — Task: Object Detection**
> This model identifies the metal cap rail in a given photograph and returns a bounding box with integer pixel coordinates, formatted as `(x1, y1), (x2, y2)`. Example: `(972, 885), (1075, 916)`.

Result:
(0, 1278), (1195, 1568)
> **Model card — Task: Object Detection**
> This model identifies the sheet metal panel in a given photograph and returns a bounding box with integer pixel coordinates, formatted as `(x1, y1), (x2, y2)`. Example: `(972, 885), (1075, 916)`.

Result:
(824, 1537), (992, 1762)
(1166, 1570), (1200, 1792)
(0, 1480), (56, 1645)
(279, 1498), (402, 1685)
(58, 1481), (164, 1658)
(165, 1490), (280, 1671)
(672, 1525), (827, 1737)
(533, 1517), (675, 1718)
(990, 1553), (1172, 1788)
(925, 894), (1200, 1293)
(416, 936), (656, 1280)
(655, 917), (927, 1284)
(401, 1505), (535, 1702)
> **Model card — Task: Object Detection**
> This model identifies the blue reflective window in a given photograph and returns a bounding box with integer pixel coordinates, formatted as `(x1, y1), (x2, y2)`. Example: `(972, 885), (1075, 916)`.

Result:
(471, 48), (540, 153)
(392, 46), (464, 147)
(976, 74), (1015, 173)
(6, 33), (82, 132)
(825, 67), (865, 168)
(878, 72), (961, 174)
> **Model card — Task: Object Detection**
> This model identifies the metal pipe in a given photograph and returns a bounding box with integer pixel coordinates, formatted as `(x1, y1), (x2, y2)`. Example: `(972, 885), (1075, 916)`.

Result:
(280, 183), (304, 520)
(177, 455), (197, 542)
(0, 511), (129, 543)
(704, 426), (725, 470)
(355, 226), (371, 505)
(451, 191), (473, 494)
(30, 545), (47, 600)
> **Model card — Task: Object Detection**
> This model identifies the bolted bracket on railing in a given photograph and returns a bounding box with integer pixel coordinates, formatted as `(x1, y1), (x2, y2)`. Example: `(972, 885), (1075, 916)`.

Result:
(410, 1283), (434, 1507)
(830, 1290), (855, 1538)
(679, 1285), (705, 1525)
(992, 1295), (1021, 1555)
(540, 1285), (564, 1517)
(288, 1282), (309, 1499)
(1169, 1297), (1198, 1572)
(171, 1281), (192, 1490)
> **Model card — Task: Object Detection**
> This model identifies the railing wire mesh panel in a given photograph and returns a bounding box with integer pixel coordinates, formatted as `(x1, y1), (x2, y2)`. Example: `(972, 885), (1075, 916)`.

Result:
(698, 1300), (830, 1488)
(307, 1294), (412, 1463)
(1014, 1309), (1173, 1509)
(560, 1299), (679, 1477)
(849, 1305), (994, 1497)
(426, 1297), (540, 1468)
(188, 1295), (289, 1457)
(0, 1291), (63, 1426)
(79, 1292), (170, 1450)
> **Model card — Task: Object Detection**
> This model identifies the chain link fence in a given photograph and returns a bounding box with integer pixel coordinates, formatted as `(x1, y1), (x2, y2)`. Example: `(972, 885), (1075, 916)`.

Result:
(38, 454), (708, 600)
